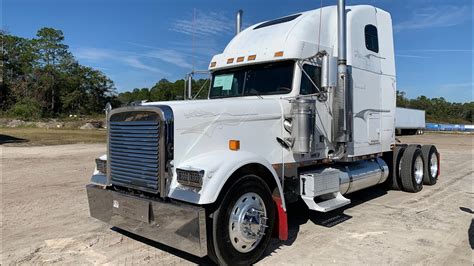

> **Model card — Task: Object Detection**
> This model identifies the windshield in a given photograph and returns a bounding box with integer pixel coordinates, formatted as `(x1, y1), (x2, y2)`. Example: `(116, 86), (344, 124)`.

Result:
(209, 61), (294, 99)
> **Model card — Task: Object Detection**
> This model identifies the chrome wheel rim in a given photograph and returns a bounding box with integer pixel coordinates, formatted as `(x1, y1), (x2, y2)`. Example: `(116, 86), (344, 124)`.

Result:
(398, 158), (402, 175)
(430, 154), (438, 177)
(414, 155), (424, 184)
(229, 192), (268, 253)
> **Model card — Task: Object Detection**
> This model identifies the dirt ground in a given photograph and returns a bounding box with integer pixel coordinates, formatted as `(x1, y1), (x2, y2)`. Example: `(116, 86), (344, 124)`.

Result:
(1, 134), (472, 265)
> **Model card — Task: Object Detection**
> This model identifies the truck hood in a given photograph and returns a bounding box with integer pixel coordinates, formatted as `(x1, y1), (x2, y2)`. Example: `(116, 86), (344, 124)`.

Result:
(143, 98), (284, 166)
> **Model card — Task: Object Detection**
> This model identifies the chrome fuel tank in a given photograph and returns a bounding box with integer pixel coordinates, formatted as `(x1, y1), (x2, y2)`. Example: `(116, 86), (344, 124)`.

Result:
(338, 158), (389, 195)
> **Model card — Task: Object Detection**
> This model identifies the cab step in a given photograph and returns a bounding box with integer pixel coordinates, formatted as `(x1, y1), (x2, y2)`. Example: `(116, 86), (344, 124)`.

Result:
(301, 192), (351, 212)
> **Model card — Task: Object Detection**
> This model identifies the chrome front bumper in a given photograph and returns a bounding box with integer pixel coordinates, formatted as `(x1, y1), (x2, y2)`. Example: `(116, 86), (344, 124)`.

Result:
(86, 184), (207, 257)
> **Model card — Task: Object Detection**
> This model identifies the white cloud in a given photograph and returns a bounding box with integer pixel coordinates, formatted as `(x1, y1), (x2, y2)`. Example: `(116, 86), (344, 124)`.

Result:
(73, 47), (115, 61)
(157, 10), (236, 70)
(73, 47), (168, 74)
(122, 57), (167, 74)
(145, 49), (193, 69)
(88, 65), (110, 71)
(127, 41), (215, 70)
(398, 49), (473, 53)
(170, 10), (233, 37)
(435, 82), (474, 103)
(439, 82), (474, 89)
(394, 5), (471, 32)
(167, 39), (220, 56)
(396, 54), (430, 59)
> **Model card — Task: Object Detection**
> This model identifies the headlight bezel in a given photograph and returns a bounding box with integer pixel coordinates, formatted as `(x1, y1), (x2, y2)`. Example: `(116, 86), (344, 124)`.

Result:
(95, 158), (107, 175)
(176, 168), (204, 188)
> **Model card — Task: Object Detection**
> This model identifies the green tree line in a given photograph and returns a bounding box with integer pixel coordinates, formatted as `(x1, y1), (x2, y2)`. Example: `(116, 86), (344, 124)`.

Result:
(118, 86), (474, 124)
(1, 28), (116, 119)
(396, 91), (473, 124)
(117, 78), (209, 104)
(0, 27), (210, 119)
(1, 28), (471, 124)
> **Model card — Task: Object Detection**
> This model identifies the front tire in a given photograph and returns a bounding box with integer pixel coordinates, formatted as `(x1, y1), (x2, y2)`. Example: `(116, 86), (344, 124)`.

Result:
(208, 175), (275, 265)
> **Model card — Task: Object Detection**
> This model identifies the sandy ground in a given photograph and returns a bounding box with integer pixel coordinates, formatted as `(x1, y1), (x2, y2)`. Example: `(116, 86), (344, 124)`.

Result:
(1, 134), (472, 265)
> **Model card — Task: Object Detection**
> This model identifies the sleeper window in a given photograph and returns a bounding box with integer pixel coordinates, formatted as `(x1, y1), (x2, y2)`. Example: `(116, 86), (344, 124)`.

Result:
(365, 24), (379, 53)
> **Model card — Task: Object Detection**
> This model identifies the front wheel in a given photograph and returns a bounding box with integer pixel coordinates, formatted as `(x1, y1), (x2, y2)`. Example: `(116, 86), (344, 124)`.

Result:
(207, 175), (275, 265)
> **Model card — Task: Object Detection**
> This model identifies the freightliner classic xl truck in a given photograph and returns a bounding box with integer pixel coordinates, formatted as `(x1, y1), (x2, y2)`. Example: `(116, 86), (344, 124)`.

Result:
(86, 1), (441, 264)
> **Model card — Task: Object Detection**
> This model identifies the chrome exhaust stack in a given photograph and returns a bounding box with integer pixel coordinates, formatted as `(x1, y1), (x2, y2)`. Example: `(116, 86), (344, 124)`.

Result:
(337, 0), (347, 72)
(236, 10), (243, 35)
(187, 74), (192, 100)
(332, 0), (350, 156)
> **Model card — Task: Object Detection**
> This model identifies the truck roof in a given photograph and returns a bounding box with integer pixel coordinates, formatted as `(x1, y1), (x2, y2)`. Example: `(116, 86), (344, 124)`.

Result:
(209, 5), (390, 71)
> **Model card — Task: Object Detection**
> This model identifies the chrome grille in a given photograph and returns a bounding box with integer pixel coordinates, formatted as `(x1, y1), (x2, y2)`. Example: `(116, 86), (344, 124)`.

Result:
(109, 111), (161, 193)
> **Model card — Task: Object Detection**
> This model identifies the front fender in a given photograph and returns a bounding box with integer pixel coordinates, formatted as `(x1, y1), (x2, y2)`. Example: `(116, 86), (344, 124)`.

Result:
(168, 150), (286, 211)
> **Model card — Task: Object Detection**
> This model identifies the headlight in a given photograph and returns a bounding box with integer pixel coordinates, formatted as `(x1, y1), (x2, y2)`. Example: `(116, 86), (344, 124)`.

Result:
(95, 158), (107, 175)
(176, 168), (204, 188)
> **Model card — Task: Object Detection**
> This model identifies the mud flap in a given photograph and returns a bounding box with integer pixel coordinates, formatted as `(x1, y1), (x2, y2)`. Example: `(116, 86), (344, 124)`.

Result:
(272, 195), (288, 241)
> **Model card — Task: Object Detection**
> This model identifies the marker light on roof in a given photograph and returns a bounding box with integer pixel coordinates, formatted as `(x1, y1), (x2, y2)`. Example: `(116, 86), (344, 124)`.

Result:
(274, 51), (284, 57)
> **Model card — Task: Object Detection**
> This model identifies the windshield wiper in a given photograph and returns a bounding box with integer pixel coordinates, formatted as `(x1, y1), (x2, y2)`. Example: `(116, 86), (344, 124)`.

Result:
(245, 92), (264, 99)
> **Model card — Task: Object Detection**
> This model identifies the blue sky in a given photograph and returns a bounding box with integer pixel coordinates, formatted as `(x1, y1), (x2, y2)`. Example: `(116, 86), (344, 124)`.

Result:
(2, 0), (473, 102)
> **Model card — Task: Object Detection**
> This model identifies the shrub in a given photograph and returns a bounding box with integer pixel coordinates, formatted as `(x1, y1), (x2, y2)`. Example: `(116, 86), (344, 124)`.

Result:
(8, 99), (42, 120)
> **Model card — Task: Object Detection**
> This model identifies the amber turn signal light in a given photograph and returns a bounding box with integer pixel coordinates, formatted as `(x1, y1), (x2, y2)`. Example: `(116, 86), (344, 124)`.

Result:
(274, 51), (284, 57)
(229, 140), (240, 151)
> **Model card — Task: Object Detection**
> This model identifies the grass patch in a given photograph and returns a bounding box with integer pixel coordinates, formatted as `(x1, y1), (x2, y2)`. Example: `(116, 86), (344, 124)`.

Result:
(0, 127), (106, 146)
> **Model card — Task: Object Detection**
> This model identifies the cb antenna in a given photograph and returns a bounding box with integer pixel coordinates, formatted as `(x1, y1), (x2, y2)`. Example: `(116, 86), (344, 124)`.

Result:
(192, 8), (196, 73)
(317, 0), (323, 52)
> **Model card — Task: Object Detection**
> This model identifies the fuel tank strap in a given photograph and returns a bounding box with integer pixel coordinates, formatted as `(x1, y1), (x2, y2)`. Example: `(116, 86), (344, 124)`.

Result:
(344, 165), (352, 194)
(374, 158), (385, 183)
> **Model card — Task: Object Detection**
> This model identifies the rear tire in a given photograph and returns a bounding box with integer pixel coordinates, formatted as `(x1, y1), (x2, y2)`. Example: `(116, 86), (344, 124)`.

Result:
(400, 146), (424, 193)
(207, 175), (275, 265)
(421, 145), (439, 185)
(387, 146), (405, 190)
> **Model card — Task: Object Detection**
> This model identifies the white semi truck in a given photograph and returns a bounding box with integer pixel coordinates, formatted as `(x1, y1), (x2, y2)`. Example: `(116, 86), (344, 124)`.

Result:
(87, 1), (441, 264)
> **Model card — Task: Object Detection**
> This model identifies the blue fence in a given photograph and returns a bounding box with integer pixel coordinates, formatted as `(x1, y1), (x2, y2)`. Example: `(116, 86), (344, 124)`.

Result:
(426, 123), (474, 132)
